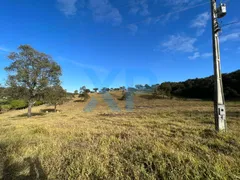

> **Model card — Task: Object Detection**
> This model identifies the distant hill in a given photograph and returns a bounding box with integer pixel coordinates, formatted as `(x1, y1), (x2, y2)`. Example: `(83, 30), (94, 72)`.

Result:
(158, 70), (240, 100)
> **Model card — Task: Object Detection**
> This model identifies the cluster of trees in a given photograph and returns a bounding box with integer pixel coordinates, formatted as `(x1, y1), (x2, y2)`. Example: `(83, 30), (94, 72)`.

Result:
(113, 71), (240, 100)
(78, 86), (90, 101)
(1, 45), (67, 117)
(73, 86), (126, 95)
(156, 70), (240, 100)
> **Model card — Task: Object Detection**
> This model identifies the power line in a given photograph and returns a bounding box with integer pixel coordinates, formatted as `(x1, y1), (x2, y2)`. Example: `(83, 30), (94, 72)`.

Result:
(112, 0), (155, 9)
(127, 1), (210, 26)
(221, 20), (240, 28)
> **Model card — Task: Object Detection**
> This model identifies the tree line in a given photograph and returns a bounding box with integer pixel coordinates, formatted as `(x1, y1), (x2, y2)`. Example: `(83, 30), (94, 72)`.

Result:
(73, 70), (240, 101)
(115, 71), (240, 100)
(155, 70), (240, 100)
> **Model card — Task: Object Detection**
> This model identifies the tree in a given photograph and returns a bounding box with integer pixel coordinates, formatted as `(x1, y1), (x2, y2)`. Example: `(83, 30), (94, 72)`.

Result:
(5, 45), (61, 117)
(119, 86), (125, 90)
(159, 83), (172, 97)
(135, 84), (144, 90)
(85, 89), (91, 93)
(74, 90), (78, 96)
(45, 85), (66, 112)
(144, 84), (151, 89)
(101, 87), (110, 93)
(0, 85), (5, 99)
(80, 86), (86, 94)
(93, 88), (98, 93)
(79, 86), (90, 101)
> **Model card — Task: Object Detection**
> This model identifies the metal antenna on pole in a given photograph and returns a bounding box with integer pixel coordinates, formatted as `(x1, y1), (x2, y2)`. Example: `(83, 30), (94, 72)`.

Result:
(210, 0), (227, 132)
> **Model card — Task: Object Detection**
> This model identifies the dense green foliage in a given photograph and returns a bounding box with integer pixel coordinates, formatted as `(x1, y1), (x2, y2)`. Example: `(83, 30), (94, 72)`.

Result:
(157, 70), (240, 100)
(34, 100), (45, 106)
(0, 99), (45, 112)
(0, 100), (27, 112)
(10, 100), (28, 109)
(0, 104), (12, 111)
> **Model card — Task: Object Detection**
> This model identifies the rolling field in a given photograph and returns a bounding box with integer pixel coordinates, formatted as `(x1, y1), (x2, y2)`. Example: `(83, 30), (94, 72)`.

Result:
(0, 92), (240, 180)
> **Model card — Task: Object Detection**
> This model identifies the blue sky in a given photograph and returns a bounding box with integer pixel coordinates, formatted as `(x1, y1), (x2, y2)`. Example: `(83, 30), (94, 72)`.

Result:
(0, 0), (239, 92)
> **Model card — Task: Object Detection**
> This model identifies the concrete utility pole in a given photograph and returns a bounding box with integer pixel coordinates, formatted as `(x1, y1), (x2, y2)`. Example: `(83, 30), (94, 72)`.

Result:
(210, 0), (227, 132)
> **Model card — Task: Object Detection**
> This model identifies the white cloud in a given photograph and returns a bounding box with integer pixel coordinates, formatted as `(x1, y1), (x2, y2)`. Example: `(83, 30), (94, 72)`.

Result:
(57, 0), (122, 25)
(129, 0), (150, 16)
(190, 12), (210, 36)
(220, 32), (240, 43)
(147, 0), (204, 25)
(144, 17), (153, 25)
(57, 0), (78, 16)
(88, 0), (122, 25)
(188, 52), (212, 60)
(58, 56), (107, 73)
(188, 52), (200, 60)
(196, 29), (205, 36)
(127, 24), (138, 35)
(158, 0), (204, 24)
(157, 12), (180, 25)
(201, 52), (212, 58)
(71, 60), (107, 73)
(161, 34), (197, 52)
(0, 46), (10, 53)
(164, 0), (203, 9)
(191, 12), (210, 28)
(237, 47), (240, 53)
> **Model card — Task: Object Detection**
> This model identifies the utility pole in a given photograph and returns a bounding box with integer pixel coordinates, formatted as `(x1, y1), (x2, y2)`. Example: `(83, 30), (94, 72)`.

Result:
(210, 0), (227, 132)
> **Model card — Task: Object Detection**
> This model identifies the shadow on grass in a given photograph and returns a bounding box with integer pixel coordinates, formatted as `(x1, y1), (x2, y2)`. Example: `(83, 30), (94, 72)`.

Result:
(139, 94), (168, 100)
(2, 157), (48, 180)
(74, 99), (85, 103)
(16, 112), (45, 118)
(139, 94), (157, 100)
(200, 129), (218, 139)
(0, 143), (47, 180)
(40, 108), (59, 113)
(182, 110), (240, 118)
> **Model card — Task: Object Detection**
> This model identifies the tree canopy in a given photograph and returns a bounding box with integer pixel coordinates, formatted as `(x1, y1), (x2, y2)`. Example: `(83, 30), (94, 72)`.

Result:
(5, 45), (62, 117)
(45, 85), (67, 111)
(93, 88), (98, 92)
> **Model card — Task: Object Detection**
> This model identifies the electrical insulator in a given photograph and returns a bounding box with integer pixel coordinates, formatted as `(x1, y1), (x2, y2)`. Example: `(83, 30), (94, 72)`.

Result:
(214, 22), (221, 33)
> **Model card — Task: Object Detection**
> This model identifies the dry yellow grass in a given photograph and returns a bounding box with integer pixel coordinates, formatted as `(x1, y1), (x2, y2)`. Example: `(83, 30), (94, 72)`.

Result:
(0, 92), (239, 179)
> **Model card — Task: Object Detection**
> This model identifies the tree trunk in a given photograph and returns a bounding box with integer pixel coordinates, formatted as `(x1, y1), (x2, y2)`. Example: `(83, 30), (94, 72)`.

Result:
(28, 103), (32, 117)
(54, 104), (57, 112)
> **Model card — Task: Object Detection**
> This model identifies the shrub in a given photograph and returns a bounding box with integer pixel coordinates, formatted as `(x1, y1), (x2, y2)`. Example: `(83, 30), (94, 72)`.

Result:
(1, 104), (12, 111)
(35, 100), (44, 106)
(10, 100), (28, 109)
(0, 99), (8, 105)
(79, 92), (90, 102)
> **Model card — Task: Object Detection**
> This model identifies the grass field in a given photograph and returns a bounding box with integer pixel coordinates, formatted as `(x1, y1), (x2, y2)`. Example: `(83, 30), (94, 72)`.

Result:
(0, 92), (239, 180)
